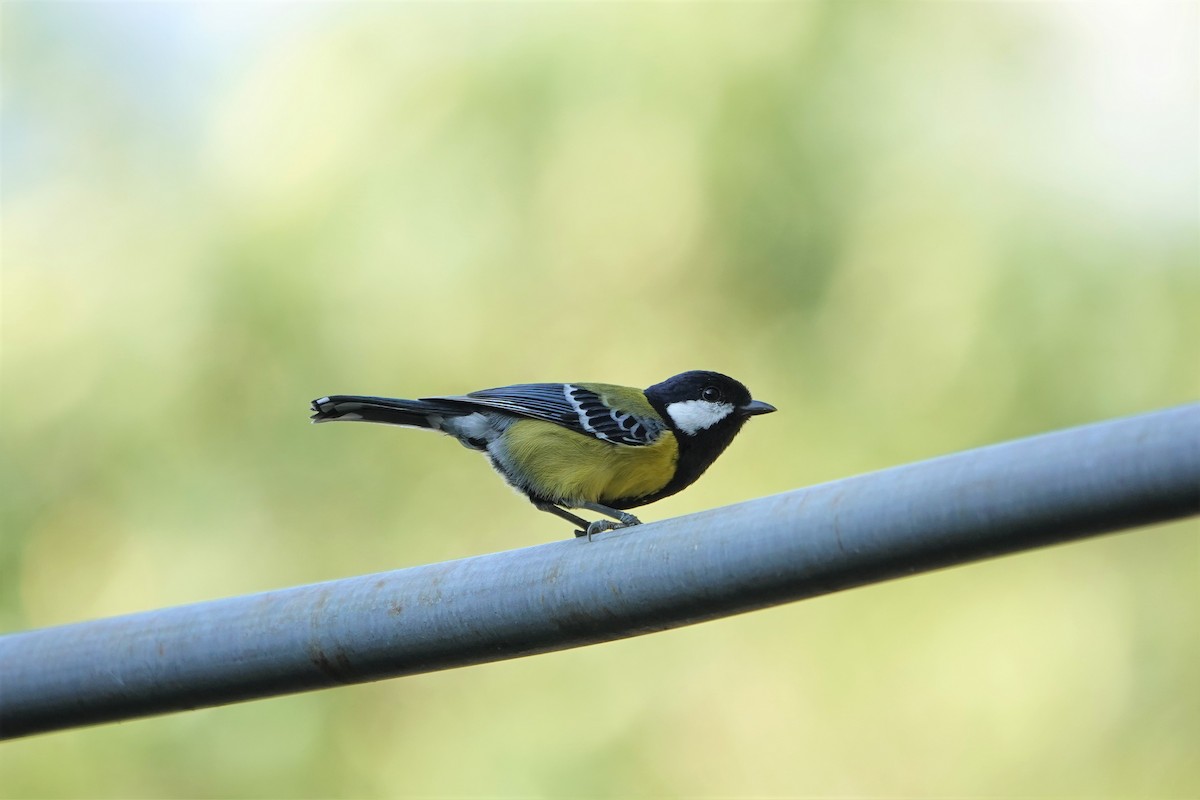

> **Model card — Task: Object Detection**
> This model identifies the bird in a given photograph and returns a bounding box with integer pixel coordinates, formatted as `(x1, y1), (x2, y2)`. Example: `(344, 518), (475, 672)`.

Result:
(310, 370), (776, 539)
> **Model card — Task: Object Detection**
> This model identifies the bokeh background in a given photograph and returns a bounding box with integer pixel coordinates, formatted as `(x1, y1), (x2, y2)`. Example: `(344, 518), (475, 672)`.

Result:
(2, 2), (1198, 796)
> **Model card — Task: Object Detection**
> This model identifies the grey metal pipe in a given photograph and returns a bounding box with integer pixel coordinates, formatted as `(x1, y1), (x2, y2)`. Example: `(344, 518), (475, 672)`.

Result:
(1, 404), (1197, 739)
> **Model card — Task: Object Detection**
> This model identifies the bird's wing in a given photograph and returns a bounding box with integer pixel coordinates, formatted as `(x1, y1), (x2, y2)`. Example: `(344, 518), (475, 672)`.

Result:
(427, 383), (665, 446)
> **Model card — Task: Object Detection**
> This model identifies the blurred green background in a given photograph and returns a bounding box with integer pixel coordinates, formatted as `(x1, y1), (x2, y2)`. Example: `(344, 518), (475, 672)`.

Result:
(2, 1), (1198, 796)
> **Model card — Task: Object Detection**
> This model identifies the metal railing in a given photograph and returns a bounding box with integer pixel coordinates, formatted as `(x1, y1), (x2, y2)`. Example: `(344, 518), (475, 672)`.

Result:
(1, 404), (1197, 739)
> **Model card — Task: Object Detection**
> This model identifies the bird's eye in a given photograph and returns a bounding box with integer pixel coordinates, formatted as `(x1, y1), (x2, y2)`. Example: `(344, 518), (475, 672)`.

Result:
(702, 386), (722, 403)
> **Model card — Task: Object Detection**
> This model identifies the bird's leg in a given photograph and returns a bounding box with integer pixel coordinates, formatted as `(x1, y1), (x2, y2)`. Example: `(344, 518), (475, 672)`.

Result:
(578, 502), (642, 540)
(531, 500), (592, 537)
(531, 499), (642, 541)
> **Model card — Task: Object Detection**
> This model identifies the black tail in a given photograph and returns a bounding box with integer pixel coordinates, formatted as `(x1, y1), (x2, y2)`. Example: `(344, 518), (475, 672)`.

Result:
(310, 395), (467, 428)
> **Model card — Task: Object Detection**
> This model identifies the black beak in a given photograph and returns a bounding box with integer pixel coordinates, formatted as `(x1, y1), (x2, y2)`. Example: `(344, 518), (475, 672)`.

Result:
(739, 399), (777, 416)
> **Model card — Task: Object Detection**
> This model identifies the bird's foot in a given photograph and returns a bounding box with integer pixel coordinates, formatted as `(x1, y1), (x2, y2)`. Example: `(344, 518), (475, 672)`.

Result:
(577, 512), (642, 542)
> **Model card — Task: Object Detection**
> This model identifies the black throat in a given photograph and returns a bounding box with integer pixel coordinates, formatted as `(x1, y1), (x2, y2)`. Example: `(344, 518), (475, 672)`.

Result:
(607, 395), (749, 509)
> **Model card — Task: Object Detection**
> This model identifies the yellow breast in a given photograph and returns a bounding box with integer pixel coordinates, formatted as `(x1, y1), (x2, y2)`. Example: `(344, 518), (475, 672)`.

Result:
(500, 419), (679, 507)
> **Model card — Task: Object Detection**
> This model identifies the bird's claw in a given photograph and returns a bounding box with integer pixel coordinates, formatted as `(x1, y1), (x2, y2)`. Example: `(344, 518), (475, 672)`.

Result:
(585, 519), (621, 539)
(576, 514), (642, 542)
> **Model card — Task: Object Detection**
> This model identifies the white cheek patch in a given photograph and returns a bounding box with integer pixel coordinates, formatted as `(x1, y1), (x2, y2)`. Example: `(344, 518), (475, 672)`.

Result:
(665, 400), (735, 435)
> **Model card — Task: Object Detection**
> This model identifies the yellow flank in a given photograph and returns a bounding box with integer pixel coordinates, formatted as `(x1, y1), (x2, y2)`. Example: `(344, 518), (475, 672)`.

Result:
(502, 419), (678, 506)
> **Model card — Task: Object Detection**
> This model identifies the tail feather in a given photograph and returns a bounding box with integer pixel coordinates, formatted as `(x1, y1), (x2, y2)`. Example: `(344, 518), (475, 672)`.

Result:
(310, 395), (465, 428)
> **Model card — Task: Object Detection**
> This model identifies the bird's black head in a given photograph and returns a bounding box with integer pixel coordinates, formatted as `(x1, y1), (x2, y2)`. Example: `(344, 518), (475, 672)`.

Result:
(639, 371), (776, 504)
(645, 371), (776, 436)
